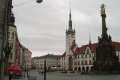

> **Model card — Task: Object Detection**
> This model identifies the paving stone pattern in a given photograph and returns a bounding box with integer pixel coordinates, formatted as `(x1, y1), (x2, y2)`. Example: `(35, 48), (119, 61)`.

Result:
(4, 70), (120, 80)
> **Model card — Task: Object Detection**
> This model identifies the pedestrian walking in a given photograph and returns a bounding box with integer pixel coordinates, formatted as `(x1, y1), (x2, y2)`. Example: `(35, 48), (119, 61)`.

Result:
(90, 71), (93, 76)
(28, 74), (30, 78)
(24, 74), (25, 78)
(9, 72), (12, 80)
(41, 71), (43, 75)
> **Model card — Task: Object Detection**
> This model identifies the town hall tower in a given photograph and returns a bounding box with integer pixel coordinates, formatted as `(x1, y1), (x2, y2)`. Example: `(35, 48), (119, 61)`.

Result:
(65, 5), (75, 71)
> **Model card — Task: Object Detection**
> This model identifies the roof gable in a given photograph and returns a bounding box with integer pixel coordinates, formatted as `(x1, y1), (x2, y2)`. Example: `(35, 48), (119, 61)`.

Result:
(72, 42), (120, 55)
(61, 52), (66, 57)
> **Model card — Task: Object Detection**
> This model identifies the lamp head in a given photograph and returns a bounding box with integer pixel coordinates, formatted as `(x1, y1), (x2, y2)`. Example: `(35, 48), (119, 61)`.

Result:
(36, 0), (43, 3)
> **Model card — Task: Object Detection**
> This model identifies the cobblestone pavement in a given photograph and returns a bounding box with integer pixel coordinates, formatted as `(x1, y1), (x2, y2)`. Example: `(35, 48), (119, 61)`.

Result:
(4, 75), (27, 80)
(4, 70), (120, 80)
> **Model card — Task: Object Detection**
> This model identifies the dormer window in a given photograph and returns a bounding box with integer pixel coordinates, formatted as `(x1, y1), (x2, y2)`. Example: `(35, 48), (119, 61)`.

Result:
(87, 49), (89, 54)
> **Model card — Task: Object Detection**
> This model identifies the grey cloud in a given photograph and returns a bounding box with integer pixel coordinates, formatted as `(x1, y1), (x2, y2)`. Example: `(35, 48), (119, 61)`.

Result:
(13, 0), (120, 57)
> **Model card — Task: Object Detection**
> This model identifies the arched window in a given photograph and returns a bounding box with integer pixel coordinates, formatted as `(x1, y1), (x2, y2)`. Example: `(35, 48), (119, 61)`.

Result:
(74, 67), (77, 71)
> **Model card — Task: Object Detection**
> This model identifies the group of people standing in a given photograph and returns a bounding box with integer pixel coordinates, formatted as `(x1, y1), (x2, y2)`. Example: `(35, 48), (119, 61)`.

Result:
(8, 71), (26, 80)
(39, 71), (44, 75)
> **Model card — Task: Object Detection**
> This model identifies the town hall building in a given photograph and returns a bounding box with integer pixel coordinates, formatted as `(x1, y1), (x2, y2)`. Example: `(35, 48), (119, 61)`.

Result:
(60, 6), (120, 73)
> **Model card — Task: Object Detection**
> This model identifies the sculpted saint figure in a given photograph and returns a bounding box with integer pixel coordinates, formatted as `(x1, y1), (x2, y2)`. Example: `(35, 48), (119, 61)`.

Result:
(101, 4), (105, 14)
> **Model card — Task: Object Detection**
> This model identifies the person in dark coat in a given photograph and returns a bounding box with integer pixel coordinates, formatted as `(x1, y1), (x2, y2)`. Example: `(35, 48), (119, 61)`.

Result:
(9, 72), (12, 80)
(24, 74), (25, 78)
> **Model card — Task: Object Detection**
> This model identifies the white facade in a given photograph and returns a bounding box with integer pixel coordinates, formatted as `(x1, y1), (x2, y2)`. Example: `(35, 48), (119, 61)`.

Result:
(33, 54), (61, 71)
(8, 12), (17, 67)
(60, 56), (66, 70)
(19, 45), (26, 69)
(73, 46), (94, 72)
(61, 41), (120, 73)
(60, 9), (120, 72)
(24, 49), (32, 69)
(66, 33), (75, 56)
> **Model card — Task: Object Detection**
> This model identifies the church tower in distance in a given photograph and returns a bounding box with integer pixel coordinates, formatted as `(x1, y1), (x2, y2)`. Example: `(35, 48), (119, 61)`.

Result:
(66, 6), (75, 56)
(65, 4), (76, 71)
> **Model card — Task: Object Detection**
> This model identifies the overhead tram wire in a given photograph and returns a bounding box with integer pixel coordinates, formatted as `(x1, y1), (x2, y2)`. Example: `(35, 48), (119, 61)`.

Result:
(13, 0), (35, 7)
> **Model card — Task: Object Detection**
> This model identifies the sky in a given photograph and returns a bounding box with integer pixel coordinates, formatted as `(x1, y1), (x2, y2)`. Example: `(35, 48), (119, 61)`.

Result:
(12, 0), (120, 57)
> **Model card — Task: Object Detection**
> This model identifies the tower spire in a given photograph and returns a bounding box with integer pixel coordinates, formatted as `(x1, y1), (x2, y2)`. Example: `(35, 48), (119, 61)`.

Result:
(89, 31), (91, 45)
(68, 2), (73, 31)
(69, 2), (71, 20)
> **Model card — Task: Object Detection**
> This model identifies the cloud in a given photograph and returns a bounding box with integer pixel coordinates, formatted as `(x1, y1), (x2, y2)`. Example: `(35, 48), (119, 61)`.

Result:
(12, 0), (120, 57)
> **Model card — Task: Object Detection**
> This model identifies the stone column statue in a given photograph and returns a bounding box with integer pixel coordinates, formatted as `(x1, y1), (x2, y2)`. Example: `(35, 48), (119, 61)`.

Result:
(101, 4), (105, 14)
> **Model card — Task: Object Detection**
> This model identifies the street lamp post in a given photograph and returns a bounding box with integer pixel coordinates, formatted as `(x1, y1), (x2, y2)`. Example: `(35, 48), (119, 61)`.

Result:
(3, 42), (11, 75)
(44, 59), (46, 80)
(36, 0), (43, 3)
(27, 68), (29, 78)
(0, 0), (12, 79)
(0, 0), (43, 80)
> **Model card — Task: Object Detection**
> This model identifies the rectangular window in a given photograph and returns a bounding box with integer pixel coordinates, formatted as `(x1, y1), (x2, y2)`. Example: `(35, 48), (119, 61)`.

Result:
(78, 56), (79, 59)
(8, 32), (10, 39)
(11, 42), (13, 49)
(12, 32), (14, 39)
(81, 55), (83, 58)
(10, 53), (12, 59)
(75, 62), (76, 65)
(89, 54), (91, 57)
(85, 61), (87, 65)
(81, 61), (83, 65)
(89, 61), (91, 65)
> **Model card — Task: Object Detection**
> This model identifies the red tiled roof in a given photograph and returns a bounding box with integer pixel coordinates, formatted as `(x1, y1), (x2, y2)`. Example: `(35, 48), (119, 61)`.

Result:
(72, 42), (120, 55)
(61, 52), (66, 57)
(112, 41), (120, 51)
(90, 43), (97, 53)
(71, 44), (77, 49)
(61, 41), (120, 56)
(70, 44), (78, 54)
(75, 45), (90, 54)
